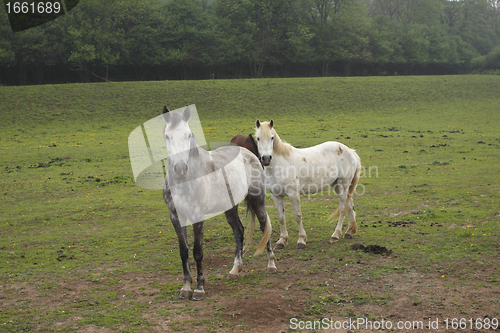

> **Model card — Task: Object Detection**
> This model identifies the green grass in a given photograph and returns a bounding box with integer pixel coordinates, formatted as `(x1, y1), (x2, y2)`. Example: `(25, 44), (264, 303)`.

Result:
(1, 75), (499, 332)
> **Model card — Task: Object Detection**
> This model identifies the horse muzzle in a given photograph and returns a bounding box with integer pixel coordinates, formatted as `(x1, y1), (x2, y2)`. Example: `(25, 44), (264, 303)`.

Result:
(173, 161), (189, 178)
(260, 155), (272, 166)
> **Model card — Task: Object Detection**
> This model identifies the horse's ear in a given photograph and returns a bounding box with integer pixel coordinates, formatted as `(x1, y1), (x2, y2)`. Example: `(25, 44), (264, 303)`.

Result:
(270, 119), (274, 128)
(163, 106), (171, 123)
(256, 119), (261, 128)
(183, 106), (191, 121)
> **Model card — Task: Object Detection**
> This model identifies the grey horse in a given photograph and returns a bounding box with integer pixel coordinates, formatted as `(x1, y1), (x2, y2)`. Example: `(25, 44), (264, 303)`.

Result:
(162, 106), (276, 300)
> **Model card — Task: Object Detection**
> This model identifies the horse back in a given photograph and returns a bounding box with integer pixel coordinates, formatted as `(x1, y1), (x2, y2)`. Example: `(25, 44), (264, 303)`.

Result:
(209, 145), (262, 179)
(210, 145), (265, 200)
(278, 141), (360, 179)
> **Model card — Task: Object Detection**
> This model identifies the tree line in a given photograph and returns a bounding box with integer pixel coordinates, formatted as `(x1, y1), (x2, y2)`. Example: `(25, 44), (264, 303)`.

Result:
(0, 0), (499, 85)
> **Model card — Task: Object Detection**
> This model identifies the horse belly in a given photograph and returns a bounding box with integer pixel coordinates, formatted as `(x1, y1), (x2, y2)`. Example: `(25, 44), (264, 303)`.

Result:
(169, 174), (231, 224)
(264, 174), (288, 196)
(265, 166), (334, 196)
(297, 166), (336, 194)
(299, 177), (332, 195)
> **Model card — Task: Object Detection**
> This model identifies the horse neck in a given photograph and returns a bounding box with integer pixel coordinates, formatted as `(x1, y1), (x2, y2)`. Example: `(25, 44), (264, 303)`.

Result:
(188, 145), (208, 176)
(247, 135), (259, 157)
(167, 144), (207, 181)
(272, 131), (292, 157)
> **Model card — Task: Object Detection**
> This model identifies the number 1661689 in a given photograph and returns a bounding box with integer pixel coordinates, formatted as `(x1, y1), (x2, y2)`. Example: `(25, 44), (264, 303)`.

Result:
(5, 2), (61, 14)
(444, 318), (498, 330)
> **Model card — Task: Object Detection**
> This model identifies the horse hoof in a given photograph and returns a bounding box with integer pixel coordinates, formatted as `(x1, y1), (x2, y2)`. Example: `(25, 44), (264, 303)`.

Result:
(344, 233), (352, 239)
(192, 291), (205, 301)
(267, 267), (277, 274)
(274, 243), (285, 250)
(330, 237), (339, 243)
(179, 290), (193, 299)
(228, 273), (239, 279)
(296, 243), (306, 249)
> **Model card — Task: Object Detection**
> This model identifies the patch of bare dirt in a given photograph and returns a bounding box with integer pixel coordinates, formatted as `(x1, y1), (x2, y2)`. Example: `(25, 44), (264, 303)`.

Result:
(2, 248), (499, 333)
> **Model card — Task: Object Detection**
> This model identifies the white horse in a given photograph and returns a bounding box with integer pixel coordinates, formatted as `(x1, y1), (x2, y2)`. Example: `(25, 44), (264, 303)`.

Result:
(163, 106), (276, 300)
(254, 120), (361, 248)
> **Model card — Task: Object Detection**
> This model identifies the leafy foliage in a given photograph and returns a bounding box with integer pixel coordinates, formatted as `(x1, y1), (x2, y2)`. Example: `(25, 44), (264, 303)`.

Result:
(0, 0), (499, 84)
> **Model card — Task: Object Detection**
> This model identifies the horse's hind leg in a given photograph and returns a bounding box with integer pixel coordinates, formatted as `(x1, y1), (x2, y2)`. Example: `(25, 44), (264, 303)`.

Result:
(248, 197), (277, 273)
(271, 194), (288, 249)
(265, 228), (277, 274)
(330, 183), (349, 243)
(192, 221), (206, 300)
(258, 217), (277, 273)
(225, 206), (244, 279)
(344, 199), (357, 238)
(289, 193), (307, 249)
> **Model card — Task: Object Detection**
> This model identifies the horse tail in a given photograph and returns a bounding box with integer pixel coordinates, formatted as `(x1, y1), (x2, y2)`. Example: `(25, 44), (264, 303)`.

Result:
(327, 207), (340, 222)
(255, 213), (271, 256)
(328, 154), (361, 221)
(243, 200), (271, 256)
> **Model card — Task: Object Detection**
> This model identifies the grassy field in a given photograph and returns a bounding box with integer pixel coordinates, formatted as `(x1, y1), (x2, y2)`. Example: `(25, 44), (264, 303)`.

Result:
(1, 76), (499, 332)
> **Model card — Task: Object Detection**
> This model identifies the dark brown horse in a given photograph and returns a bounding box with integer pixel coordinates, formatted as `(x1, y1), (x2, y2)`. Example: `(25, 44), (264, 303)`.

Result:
(230, 134), (260, 162)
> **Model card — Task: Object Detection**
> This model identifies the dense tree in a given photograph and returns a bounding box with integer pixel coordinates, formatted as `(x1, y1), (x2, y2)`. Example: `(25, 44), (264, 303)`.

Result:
(473, 44), (500, 70)
(0, 0), (499, 85)
(214, 0), (306, 77)
(0, 14), (15, 82)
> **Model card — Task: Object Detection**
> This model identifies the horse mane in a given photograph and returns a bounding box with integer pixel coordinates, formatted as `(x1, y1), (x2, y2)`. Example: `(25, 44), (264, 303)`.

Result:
(189, 138), (200, 158)
(247, 134), (260, 158)
(272, 129), (293, 157)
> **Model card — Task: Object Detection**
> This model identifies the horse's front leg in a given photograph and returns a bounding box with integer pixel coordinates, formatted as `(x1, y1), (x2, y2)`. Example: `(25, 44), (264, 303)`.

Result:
(165, 185), (193, 299)
(192, 221), (205, 300)
(271, 194), (288, 249)
(289, 193), (307, 248)
(171, 214), (193, 299)
(225, 206), (244, 279)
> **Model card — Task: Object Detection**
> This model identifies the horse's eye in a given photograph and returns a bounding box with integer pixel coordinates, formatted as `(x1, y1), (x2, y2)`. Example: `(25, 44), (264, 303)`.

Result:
(271, 136), (274, 141)
(165, 135), (170, 141)
(256, 137), (260, 141)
